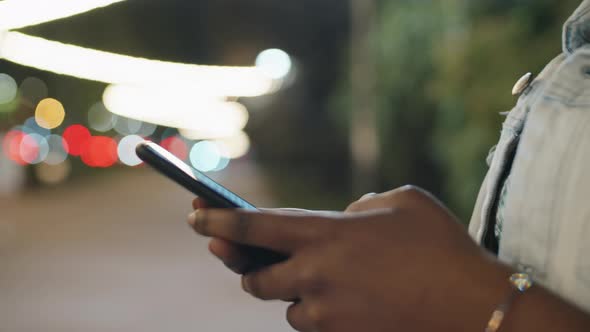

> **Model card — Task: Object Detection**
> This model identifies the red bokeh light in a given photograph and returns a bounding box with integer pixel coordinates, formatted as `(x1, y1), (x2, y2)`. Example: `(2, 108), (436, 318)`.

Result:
(2, 130), (27, 165)
(63, 125), (91, 156)
(160, 136), (188, 160)
(20, 134), (41, 164)
(81, 136), (118, 168)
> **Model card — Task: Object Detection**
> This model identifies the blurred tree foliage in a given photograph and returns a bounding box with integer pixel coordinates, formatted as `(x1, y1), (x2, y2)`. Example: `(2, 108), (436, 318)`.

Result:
(337, 0), (581, 220)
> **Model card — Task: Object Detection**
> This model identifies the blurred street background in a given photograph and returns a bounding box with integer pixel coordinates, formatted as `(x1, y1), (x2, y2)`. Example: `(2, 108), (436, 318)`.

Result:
(0, 0), (582, 331)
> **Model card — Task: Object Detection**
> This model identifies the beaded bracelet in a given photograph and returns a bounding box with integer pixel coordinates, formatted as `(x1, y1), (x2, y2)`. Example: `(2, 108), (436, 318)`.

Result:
(485, 273), (533, 332)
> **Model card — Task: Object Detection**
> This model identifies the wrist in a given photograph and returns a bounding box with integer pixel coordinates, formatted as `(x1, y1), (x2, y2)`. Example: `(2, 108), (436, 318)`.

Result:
(467, 259), (516, 332)
(454, 257), (590, 332)
(434, 255), (515, 332)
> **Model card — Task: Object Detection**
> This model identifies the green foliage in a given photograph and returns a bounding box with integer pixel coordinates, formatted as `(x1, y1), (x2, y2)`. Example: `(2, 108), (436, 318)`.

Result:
(352, 0), (581, 220)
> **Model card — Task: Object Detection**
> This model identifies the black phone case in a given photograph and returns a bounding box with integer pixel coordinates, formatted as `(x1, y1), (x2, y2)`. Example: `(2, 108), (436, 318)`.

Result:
(136, 142), (285, 272)
(136, 142), (253, 209)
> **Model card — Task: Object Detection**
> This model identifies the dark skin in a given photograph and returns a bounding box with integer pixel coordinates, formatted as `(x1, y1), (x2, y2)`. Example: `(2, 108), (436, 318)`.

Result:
(189, 186), (590, 332)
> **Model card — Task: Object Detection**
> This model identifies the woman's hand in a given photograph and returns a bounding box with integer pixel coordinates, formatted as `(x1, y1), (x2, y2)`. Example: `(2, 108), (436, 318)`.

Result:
(189, 186), (512, 332)
(192, 198), (318, 274)
(194, 187), (422, 274)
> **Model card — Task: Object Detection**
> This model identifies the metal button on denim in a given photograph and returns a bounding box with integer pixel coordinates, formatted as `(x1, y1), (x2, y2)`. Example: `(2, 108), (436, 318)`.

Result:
(512, 72), (533, 96)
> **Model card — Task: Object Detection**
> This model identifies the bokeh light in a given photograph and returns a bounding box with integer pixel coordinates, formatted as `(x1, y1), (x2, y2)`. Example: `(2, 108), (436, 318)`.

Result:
(190, 141), (222, 172)
(88, 102), (115, 132)
(212, 155), (230, 172)
(255, 49), (292, 80)
(81, 136), (118, 168)
(214, 131), (251, 159)
(114, 116), (142, 135)
(35, 98), (65, 129)
(160, 135), (188, 160)
(35, 160), (71, 185)
(63, 124), (91, 156)
(2, 130), (27, 165)
(19, 77), (48, 104)
(117, 135), (144, 166)
(21, 133), (49, 164)
(160, 127), (178, 141)
(44, 134), (69, 165)
(137, 121), (157, 137)
(24, 116), (50, 136)
(0, 73), (18, 104)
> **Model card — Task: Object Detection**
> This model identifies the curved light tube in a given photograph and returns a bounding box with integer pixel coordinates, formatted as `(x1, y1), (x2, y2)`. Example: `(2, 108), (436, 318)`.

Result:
(103, 84), (249, 136)
(0, 0), (126, 30)
(0, 32), (277, 97)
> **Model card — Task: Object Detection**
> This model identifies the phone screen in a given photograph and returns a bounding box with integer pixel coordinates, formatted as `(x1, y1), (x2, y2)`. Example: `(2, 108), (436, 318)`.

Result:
(136, 141), (256, 210)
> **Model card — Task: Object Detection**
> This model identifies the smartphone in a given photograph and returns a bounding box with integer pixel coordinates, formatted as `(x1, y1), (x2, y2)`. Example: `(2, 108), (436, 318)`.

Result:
(136, 141), (256, 210)
(136, 141), (285, 271)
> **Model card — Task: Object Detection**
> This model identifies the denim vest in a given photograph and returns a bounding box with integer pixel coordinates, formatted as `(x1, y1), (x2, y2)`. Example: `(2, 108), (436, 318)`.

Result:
(469, 1), (590, 313)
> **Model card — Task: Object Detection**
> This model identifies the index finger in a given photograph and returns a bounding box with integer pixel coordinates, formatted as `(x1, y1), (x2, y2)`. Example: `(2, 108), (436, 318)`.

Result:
(192, 197), (209, 210)
(188, 209), (333, 254)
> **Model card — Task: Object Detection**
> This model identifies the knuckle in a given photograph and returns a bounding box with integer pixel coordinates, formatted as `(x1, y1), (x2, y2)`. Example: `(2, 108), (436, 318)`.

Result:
(296, 264), (324, 294)
(360, 192), (377, 200)
(345, 201), (364, 213)
(306, 303), (326, 328)
(399, 184), (421, 195)
(242, 274), (264, 298)
(398, 185), (429, 201)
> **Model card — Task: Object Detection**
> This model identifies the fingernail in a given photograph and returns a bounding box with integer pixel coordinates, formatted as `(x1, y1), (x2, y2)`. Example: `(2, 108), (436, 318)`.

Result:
(187, 210), (199, 226)
(242, 276), (252, 293)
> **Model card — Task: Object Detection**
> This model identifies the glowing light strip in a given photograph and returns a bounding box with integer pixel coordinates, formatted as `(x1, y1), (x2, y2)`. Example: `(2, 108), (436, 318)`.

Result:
(103, 84), (249, 136)
(0, 0), (126, 31)
(0, 32), (277, 97)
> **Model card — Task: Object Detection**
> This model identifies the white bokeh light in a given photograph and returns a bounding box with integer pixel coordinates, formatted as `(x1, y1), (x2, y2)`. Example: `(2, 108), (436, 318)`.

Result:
(137, 122), (157, 137)
(88, 102), (116, 132)
(190, 141), (221, 172)
(255, 48), (292, 80)
(117, 135), (144, 166)
(114, 116), (142, 136)
(212, 154), (230, 172)
(0, 73), (18, 104)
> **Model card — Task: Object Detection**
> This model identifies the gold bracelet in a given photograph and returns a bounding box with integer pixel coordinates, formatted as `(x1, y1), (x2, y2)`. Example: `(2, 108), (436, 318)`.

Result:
(485, 273), (533, 332)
